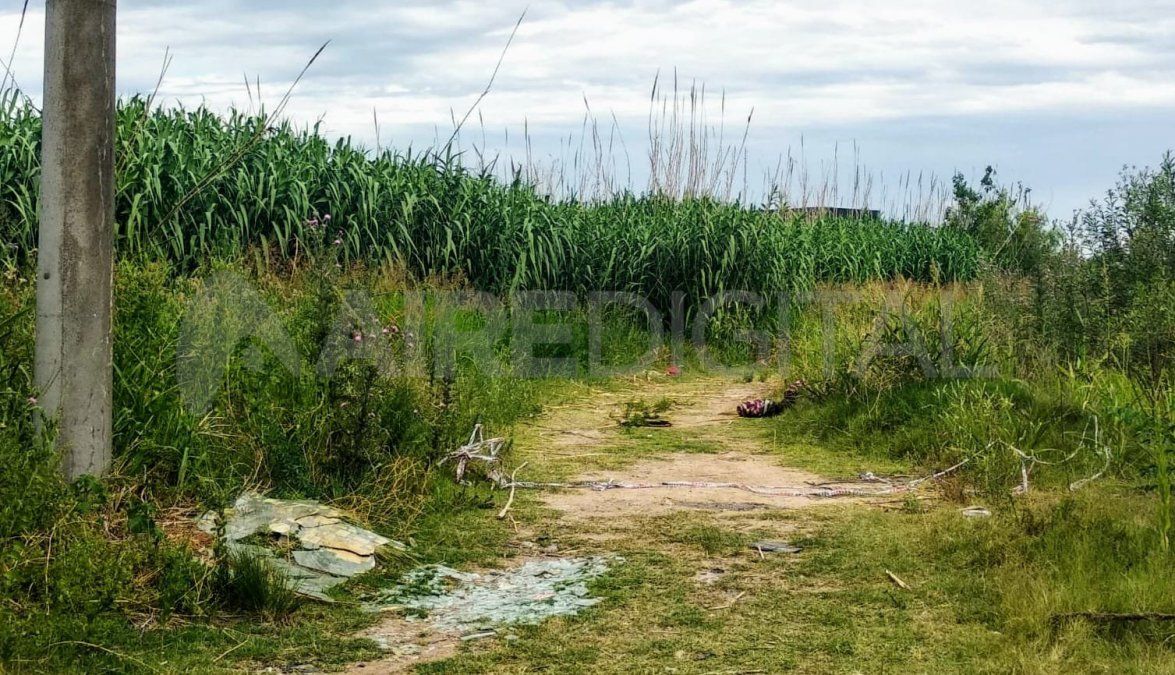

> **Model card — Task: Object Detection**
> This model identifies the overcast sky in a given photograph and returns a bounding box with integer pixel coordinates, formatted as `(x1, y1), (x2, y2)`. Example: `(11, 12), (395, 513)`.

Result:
(3, 0), (1174, 217)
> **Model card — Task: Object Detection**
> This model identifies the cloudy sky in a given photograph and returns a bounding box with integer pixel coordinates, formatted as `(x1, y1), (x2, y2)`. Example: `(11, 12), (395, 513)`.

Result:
(3, 0), (1175, 216)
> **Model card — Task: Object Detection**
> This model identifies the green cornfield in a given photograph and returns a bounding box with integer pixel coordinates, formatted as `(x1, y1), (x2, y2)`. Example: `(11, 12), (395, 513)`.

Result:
(0, 95), (979, 303)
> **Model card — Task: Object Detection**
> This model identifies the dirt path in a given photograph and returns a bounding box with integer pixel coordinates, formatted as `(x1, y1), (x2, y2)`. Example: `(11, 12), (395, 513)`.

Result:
(350, 374), (880, 673)
(530, 377), (876, 523)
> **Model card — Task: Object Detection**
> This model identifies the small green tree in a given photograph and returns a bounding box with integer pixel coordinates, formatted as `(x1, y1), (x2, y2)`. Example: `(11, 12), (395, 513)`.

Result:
(945, 166), (1056, 276)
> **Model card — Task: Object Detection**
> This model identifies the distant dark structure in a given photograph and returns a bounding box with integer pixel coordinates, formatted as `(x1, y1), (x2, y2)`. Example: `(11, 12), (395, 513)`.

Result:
(789, 206), (882, 220)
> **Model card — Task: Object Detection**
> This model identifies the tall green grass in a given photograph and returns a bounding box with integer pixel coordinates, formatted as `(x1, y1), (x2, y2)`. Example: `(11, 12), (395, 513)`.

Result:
(0, 95), (979, 302)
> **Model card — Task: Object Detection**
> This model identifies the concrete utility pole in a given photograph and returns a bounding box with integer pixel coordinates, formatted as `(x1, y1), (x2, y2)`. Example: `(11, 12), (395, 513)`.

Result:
(36, 0), (117, 480)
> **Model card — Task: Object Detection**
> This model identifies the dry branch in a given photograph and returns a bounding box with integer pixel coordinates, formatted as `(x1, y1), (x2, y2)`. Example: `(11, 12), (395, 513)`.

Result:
(885, 570), (910, 590)
(497, 462), (528, 519)
(444, 425), (979, 502)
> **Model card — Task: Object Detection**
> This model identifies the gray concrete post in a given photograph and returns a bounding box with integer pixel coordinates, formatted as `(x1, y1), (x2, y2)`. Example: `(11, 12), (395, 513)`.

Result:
(36, 0), (117, 480)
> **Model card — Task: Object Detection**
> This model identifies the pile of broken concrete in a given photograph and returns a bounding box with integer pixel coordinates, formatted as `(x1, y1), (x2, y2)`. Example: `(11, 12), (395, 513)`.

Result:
(198, 492), (406, 602)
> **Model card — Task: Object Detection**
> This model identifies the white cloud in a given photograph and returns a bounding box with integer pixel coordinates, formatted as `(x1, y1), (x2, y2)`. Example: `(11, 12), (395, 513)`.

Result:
(2, 0), (1174, 214)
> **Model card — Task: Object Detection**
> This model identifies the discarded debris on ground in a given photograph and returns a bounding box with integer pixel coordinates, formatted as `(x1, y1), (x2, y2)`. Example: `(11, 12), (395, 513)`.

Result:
(198, 492), (405, 602)
(366, 556), (618, 636)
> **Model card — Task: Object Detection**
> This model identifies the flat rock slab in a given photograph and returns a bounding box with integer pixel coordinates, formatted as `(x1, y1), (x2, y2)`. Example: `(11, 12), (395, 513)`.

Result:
(295, 547), (377, 577)
(298, 521), (392, 556)
(199, 492), (405, 602)
(211, 493), (344, 542)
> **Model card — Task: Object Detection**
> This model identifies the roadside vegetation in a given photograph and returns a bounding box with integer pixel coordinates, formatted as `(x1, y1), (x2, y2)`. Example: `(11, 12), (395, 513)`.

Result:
(0, 82), (1171, 671)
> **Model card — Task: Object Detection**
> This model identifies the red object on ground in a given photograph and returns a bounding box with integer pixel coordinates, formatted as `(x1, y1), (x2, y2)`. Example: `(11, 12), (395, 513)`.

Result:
(738, 399), (782, 418)
(737, 380), (809, 418)
(666, 364), (681, 377)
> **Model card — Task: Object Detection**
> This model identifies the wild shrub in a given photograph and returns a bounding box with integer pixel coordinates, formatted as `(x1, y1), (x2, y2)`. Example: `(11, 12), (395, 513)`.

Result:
(786, 283), (995, 395)
(944, 166), (1056, 276)
(215, 549), (300, 620)
(0, 283), (63, 539)
(615, 397), (674, 428)
(113, 261), (209, 490)
(1029, 154), (1175, 375)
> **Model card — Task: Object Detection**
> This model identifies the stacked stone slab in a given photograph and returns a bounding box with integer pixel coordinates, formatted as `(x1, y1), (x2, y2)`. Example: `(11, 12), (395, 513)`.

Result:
(199, 492), (405, 601)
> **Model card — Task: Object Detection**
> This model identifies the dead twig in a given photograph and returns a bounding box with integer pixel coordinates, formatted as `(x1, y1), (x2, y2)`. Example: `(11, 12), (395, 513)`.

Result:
(47, 642), (159, 673)
(885, 570), (910, 590)
(497, 462), (528, 519)
(440, 424), (507, 483)
(906, 457), (971, 489)
(213, 638), (250, 663)
(707, 591), (747, 610)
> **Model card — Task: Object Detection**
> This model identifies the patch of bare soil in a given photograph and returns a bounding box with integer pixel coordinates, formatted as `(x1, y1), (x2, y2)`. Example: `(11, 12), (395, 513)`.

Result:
(347, 618), (460, 674)
(537, 423), (613, 449)
(668, 381), (774, 428)
(533, 379), (772, 447)
(539, 451), (856, 521)
(532, 378), (874, 523)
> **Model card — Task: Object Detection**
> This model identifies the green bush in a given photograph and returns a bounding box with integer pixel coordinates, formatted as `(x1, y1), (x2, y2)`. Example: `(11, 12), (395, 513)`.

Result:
(45, 526), (138, 618)
(1028, 153), (1175, 376)
(945, 166), (1056, 276)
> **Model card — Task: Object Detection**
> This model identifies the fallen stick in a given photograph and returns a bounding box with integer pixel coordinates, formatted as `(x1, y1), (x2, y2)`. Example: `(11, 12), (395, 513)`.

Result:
(906, 457), (971, 488)
(497, 462), (528, 519)
(449, 425), (974, 501)
(496, 478), (900, 499)
(707, 591), (747, 610)
(885, 570), (910, 590)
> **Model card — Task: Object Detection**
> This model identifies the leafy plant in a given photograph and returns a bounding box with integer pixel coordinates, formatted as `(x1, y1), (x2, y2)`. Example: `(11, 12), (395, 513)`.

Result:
(216, 549), (300, 620)
(615, 397), (674, 427)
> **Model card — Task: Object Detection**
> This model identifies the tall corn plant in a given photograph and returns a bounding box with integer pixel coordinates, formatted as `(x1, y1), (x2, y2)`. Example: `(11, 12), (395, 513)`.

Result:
(0, 92), (981, 303)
